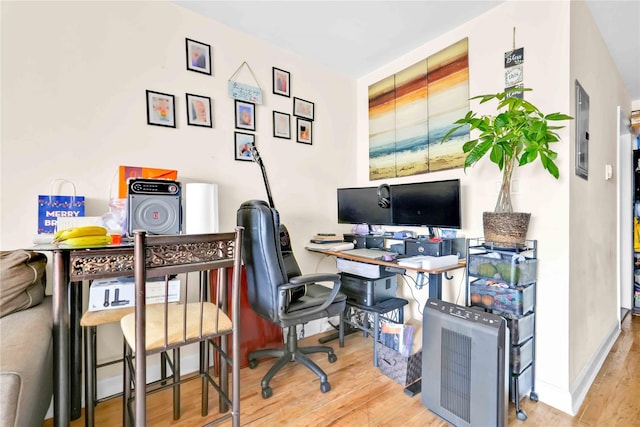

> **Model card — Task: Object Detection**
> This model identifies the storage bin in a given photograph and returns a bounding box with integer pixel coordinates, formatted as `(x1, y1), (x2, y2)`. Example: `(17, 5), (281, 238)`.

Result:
(510, 337), (533, 374)
(468, 252), (537, 287)
(469, 280), (535, 316)
(510, 364), (533, 402)
(375, 341), (421, 386)
(504, 312), (535, 345)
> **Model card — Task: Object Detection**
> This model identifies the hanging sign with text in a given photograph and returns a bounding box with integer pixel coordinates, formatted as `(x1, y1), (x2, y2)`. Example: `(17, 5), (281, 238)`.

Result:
(504, 47), (524, 68)
(227, 81), (263, 104)
(504, 46), (524, 98)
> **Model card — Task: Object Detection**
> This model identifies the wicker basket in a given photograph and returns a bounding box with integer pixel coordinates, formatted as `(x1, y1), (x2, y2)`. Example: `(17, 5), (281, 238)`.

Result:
(483, 212), (531, 247)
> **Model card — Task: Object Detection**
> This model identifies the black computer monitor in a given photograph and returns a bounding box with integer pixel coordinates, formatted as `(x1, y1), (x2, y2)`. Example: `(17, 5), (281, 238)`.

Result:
(337, 186), (392, 226)
(390, 179), (461, 229)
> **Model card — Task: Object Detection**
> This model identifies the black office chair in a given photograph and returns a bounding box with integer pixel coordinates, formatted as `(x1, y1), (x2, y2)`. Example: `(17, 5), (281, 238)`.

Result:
(237, 200), (347, 398)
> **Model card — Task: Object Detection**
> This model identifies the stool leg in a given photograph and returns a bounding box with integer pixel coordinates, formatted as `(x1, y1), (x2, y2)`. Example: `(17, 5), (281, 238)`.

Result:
(84, 326), (96, 427)
(173, 348), (181, 420)
(339, 310), (345, 347)
(373, 312), (380, 367)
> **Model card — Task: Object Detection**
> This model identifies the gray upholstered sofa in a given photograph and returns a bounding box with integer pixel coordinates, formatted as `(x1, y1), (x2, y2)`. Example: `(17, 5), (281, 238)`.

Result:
(0, 251), (53, 427)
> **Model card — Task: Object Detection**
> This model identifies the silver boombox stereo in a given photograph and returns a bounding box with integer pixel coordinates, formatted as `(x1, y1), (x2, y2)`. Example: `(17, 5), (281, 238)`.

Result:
(127, 178), (182, 235)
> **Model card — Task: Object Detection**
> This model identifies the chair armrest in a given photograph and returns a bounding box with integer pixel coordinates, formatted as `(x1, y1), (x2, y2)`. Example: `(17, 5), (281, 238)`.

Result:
(289, 273), (340, 285)
(278, 273), (342, 320)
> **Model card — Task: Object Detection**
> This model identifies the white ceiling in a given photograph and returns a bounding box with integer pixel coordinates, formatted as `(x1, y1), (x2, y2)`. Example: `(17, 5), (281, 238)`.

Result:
(174, 1), (640, 100)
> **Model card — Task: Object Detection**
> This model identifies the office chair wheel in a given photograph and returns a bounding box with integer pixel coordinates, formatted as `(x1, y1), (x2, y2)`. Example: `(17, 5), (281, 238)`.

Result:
(530, 391), (539, 402)
(320, 381), (331, 393)
(328, 353), (337, 363)
(248, 359), (258, 369)
(261, 386), (273, 399)
(516, 409), (528, 421)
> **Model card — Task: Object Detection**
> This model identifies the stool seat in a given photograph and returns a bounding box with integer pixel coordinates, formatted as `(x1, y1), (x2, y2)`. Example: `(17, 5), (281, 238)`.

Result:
(346, 297), (408, 314)
(80, 307), (134, 327)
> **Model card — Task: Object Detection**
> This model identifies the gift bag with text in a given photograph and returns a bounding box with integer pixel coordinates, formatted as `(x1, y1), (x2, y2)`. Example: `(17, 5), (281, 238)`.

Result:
(37, 179), (85, 234)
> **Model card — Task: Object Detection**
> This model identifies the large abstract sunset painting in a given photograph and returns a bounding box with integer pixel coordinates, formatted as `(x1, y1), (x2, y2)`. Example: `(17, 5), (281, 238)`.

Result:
(368, 38), (469, 179)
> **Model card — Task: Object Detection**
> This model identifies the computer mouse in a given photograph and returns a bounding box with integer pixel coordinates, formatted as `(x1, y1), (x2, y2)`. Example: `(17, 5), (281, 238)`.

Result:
(381, 254), (396, 261)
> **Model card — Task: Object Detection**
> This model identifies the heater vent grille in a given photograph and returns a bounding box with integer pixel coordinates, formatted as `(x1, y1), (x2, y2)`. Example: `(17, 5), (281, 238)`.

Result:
(441, 328), (472, 423)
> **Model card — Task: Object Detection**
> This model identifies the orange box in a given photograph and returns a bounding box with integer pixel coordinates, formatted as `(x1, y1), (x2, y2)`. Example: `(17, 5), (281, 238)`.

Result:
(118, 166), (178, 198)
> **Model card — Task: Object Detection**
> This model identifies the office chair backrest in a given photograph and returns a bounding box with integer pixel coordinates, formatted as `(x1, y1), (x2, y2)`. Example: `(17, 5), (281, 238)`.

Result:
(237, 200), (290, 323)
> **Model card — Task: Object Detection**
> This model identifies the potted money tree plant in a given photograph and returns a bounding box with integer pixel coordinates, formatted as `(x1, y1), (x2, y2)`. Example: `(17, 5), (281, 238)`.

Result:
(442, 88), (573, 246)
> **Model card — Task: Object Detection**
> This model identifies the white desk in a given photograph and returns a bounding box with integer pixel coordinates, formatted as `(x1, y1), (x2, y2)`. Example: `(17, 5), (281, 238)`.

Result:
(306, 247), (465, 299)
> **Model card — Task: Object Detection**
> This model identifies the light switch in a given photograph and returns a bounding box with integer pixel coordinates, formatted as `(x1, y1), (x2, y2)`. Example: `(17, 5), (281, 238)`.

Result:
(605, 164), (613, 180)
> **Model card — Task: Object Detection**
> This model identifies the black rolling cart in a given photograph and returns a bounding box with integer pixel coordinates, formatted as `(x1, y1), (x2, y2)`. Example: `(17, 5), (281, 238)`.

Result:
(465, 237), (539, 421)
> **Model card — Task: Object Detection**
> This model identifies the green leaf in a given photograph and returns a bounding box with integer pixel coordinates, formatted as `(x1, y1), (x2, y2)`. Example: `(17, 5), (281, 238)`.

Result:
(465, 139), (492, 167)
(546, 113), (574, 121)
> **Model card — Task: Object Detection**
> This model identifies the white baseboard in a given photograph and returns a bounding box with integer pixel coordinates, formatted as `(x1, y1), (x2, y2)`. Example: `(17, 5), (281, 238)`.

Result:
(569, 319), (620, 414)
(534, 319), (620, 416)
(45, 347), (203, 420)
(44, 319), (341, 421)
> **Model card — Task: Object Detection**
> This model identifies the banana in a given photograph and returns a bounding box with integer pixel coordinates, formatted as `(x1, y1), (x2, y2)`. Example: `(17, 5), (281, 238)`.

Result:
(53, 226), (108, 243)
(58, 235), (112, 247)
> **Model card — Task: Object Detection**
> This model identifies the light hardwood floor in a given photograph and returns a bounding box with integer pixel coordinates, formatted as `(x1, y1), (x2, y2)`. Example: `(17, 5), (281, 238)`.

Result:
(43, 313), (639, 426)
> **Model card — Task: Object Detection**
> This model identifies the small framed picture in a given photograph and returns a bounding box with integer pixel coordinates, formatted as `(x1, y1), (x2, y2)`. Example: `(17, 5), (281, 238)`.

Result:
(186, 38), (211, 75)
(296, 118), (312, 145)
(235, 132), (255, 161)
(186, 93), (212, 127)
(146, 90), (175, 128)
(272, 67), (290, 97)
(273, 111), (291, 139)
(235, 100), (256, 131)
(293, 97), (314, 120)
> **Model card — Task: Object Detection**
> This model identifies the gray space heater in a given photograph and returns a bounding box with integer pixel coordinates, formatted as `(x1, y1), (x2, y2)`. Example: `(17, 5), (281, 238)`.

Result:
(422, 299), (508, 427)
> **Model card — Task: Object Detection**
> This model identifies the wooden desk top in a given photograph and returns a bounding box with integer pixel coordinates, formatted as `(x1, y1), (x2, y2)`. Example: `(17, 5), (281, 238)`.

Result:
(307, 247), (465, 275)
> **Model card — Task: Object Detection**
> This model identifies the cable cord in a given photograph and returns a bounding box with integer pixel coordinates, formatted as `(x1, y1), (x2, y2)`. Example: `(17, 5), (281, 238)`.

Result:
(399, 274), (424, 317)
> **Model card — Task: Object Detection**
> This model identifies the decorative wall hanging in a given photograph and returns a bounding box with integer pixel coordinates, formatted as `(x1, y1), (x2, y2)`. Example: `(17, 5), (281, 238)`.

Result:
(146, 90), (175, 128)
(273, 111), (291, 139)
(186, 93), (212, 128)
(235, 132), (255, 161)
(228, 61), (263, 104)
(296, 118), (312, 145)
(293, 97), (314, 120)
(185, 38), (211, 75)
(367, 38), (469, 179)
(272, 67), (290, 97)
(504, 29), (524, 99)
(235, 100), (255, 131)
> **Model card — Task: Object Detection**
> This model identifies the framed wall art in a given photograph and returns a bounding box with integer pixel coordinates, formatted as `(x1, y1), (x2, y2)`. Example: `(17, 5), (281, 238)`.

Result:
(146, 90), (176, 128)
(272, 67), (290, 97)
(296, 118), (312, 145)
(234, 132), (255, 161)
(293, 97), (314, 120)
(186, 38), (211, 75)
(273, 111), (291, 139)
(186, 93), (212, 127)
(235, 100), (256, 131)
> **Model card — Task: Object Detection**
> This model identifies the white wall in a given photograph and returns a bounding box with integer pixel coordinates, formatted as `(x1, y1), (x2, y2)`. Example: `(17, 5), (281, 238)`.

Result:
(0, 0), (356, 399)
(2, 0), (635, 418)
(356, 0), (631, 415)
(568, 0), (632, 413)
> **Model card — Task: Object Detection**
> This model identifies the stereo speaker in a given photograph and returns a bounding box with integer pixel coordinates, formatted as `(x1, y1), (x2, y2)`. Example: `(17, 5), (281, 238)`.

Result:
(127, 179), (182, 235)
